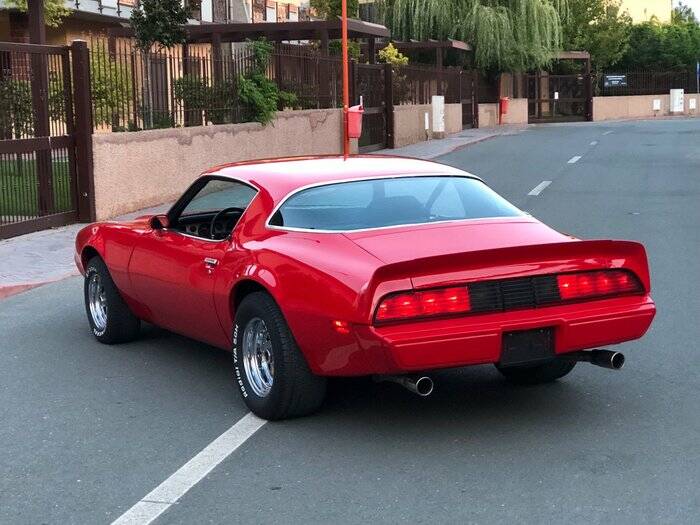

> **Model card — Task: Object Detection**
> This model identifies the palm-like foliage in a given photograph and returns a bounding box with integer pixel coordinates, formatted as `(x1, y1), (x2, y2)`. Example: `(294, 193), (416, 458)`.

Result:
(380, 0), (569, 71)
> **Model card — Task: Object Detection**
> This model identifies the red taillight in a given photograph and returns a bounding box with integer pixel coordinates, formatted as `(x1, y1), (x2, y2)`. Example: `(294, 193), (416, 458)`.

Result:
(557, 270), (642, 300)
(375, 286), (470, 323)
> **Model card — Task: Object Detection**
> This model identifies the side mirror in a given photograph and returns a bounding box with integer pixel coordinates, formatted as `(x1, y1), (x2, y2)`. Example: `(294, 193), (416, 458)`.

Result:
(150, 214), (170, 230)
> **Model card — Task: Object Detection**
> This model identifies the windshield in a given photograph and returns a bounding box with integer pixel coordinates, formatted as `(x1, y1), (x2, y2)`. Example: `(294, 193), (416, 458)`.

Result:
(269, 176), (524, 231)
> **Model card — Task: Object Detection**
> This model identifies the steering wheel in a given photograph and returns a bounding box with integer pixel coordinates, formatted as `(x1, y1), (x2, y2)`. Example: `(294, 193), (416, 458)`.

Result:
(209, 207), (244, 240)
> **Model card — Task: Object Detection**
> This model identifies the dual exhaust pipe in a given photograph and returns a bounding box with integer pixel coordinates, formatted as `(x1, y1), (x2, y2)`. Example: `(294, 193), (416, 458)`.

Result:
(375, 349), (624, 397)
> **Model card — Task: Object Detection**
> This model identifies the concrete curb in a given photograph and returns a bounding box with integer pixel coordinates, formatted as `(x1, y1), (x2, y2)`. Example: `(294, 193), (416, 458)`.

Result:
(428, 133), (500, 158)
(0, 274), (78, 300)
(372, 125), (527, 160)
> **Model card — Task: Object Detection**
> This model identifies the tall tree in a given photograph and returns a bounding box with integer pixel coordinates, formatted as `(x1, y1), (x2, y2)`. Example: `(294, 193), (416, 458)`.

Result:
(131, 0), (188, 128)
(311, 0), (360, 19)
(5, 0), (70, 28)
(378, 0), (568, 71)
(672, 2), (697, 24)
(562, 0), (632, 71)
(614, 15), (700, 70)
(131, 0), (188, 51)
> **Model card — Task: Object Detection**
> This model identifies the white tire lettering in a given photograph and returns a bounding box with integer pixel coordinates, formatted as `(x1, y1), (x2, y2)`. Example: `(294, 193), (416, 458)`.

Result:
(233, 323), (247, 396)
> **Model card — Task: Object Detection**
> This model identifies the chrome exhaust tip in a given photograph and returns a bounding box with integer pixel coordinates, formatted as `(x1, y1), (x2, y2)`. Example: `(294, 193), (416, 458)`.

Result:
(374, 375), (434, 396)
(564, 349), (625, 370)
(413, 376), (434, 396)
(591, 350), (625, 370)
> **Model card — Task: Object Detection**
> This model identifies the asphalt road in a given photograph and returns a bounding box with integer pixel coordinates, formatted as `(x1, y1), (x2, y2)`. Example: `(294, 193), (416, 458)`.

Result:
(1, 119), (699, 524)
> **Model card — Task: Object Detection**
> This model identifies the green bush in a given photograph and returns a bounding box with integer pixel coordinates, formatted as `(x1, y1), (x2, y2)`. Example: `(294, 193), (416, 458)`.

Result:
(0, 47), (133, 136)
(173, 74), (209, 126)
(378, 43), (412, 105)
(277, 90), (299, 111)
(0, 76), (67, 137)
(0, 79), (33, 137)
(206, 79), (238, 124)
(148, 110), (176, 129)
(172, 38), (298, 128)
(90, 48), (134, 128)
(328, 40), (361, 60)
(236, 39), (298, 125)
(173, 75), (238, 125)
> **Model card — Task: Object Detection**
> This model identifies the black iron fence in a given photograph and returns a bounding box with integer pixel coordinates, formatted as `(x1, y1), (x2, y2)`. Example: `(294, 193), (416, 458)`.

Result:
(1, 41), (93, 239)
(84, 38), (354, 132)
(82, 38), (471, 135)
(0, 46), (73, 139)
(393, 65), (461, 105)
(597, 70), (699, 96)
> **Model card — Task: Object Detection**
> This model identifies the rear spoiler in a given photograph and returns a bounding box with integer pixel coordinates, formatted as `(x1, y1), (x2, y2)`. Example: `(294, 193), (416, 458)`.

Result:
(364, 240), (651, 316)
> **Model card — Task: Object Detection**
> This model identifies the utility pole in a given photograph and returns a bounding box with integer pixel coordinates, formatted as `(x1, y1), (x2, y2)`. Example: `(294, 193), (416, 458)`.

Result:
(341, 0), (349, 158)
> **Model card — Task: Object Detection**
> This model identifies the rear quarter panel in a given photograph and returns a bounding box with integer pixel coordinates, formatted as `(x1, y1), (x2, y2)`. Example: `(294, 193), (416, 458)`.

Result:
(216, 229), (393, 373)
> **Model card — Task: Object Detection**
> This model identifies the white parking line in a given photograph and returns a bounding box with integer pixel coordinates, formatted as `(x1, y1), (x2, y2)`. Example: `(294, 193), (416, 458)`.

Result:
(603, 130), (614, 135)
(528, 180), (552, 196)
(590, 141), (598, 146)
(567, 156), (582, 164)
(112, 413), (266, 525)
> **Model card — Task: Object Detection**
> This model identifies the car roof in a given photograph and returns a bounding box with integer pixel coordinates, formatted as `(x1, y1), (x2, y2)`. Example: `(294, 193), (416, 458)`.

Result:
(204, 155), (474, 202)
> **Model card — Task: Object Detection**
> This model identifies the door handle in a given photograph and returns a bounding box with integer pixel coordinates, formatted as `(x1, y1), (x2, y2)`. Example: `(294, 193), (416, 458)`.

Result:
(203, 257), (219, 268)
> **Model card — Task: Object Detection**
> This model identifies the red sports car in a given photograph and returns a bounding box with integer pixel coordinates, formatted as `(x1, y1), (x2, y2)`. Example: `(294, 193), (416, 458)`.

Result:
(75, 156), (656, 419)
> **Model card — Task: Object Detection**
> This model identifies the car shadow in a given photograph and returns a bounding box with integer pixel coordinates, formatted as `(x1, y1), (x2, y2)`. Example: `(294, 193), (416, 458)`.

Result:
(110, 322), (630, 438)
(297, 365), (617, 441)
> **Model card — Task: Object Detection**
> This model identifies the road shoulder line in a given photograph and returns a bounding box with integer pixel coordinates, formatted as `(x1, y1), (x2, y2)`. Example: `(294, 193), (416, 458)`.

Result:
(112, 412), (266, 525)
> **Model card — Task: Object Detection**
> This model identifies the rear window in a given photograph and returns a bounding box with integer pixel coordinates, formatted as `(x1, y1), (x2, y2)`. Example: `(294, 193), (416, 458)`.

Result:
(268, 176), (524, 231)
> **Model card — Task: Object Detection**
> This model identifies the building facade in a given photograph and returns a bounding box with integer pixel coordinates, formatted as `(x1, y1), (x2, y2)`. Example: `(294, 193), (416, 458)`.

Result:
(619, 0), (673, 23)
(0, 1), (311, 43)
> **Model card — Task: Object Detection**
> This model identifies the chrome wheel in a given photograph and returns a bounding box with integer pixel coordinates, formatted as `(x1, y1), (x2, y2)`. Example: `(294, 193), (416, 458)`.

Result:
(87, 272), (108, 333)
(242, 317), (275, 397)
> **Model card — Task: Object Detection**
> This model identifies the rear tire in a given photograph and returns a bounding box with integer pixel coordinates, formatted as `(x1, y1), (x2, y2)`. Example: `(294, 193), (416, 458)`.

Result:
(233, 292), (326, 420)
(84, 256), (140, 344)
(496, 359), (576, 385)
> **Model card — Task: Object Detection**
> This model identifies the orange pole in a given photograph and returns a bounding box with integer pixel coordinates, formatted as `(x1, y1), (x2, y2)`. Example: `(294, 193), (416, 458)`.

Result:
(341, 0), (350, 158)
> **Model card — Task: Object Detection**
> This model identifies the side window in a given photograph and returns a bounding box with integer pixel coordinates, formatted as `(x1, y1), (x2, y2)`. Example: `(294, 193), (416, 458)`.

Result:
(181, 179), (257, 217)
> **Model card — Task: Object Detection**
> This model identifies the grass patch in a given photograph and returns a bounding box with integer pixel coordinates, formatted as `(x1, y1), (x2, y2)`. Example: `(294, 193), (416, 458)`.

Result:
(0, 157), (73, 217)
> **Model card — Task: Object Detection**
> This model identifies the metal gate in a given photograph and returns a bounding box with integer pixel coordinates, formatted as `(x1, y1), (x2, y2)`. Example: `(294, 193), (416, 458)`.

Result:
(526, 73), (592, 123)
(0, 42), (91, 239)
(460, 69), (478, 129)
(354, 63), (389, 152)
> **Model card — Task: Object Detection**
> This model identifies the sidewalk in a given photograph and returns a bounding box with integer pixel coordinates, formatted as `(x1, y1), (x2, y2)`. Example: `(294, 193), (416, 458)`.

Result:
(0, 204), (168, 299)
(372, 125), (526, 159)
(0, 125), (525, 298)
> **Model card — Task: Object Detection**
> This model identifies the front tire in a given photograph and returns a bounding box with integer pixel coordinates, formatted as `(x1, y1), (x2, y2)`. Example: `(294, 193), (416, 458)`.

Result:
(233, 292), (326, 420)
(84, 256), (140, 344)
(496, 359), (576, 385)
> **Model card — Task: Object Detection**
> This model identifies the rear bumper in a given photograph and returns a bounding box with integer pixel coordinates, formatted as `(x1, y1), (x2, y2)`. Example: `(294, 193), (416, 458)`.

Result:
(346, 295), (655, 374)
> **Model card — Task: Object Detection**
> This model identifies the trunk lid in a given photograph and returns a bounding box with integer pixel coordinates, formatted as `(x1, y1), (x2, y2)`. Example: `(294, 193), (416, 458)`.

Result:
(346, 220), (651, 320)
(344, 218), (573, 265)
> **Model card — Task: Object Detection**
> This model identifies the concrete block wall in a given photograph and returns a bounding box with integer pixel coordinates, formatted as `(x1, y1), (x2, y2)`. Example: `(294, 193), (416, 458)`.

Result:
(392, 103), (462, 148)
(477, 99), (528, 128)
(592, 94), (700, 121)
